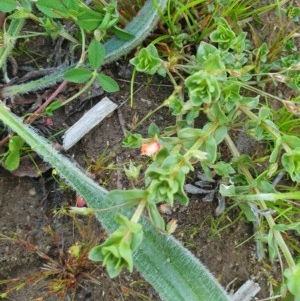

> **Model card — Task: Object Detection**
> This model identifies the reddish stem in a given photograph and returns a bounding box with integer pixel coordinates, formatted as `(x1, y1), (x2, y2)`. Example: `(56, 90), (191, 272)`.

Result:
(0, 13), (6, 28)
(25, 80), (68, 124)
(0, 80), (68, 149)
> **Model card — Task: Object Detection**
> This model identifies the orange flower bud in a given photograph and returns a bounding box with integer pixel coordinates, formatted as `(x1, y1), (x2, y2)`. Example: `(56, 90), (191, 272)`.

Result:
(76, 194), (86, 207)
(141, 141), (160, 156)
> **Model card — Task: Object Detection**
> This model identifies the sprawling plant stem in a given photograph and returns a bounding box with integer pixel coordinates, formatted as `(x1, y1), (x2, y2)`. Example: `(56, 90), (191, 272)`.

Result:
(1, 0), (168, 98)
(225, 134), (295, 269)
(0, 101), (231, 301)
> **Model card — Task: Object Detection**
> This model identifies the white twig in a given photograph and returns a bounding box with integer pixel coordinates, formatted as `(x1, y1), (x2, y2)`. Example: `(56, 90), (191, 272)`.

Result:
(63, 97), (117, 150)
(231, 280), (261, 301)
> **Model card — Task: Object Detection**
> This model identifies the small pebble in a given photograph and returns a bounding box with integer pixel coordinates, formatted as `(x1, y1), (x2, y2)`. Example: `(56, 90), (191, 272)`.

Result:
(28, 187), (37, 196)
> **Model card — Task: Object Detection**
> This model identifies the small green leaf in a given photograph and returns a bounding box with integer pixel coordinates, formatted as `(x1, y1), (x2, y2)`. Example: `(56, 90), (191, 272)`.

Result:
(123, 132), (142, 148)
(124, 161), (142, 180)
(196, 42), (219, 62)
(148, 123), (160, 137)
(76, 10), (102, 31)
(97, 74), (119, 92)
(89, 214), (143, 278)
(267, 231), (277, 262)
(282, 148), (300, 182)
(45, 100), (63, 116)
(147, 202), (165, 230)
(258, 107), (271, 121)
(239, 202), (258, 222)
(5, 151), (20, 171)
(185, 71), (220, 106)
(130, 226), (143, 250)
(204, 136), (217, 163)
(118, 240), (133, 271)
(8, 8), (31, 19)
(214, 125), (227, 144)
(130, 44), (163, 75)
(63, 0), (79, 11)
(284, 263), (300, 300)
(266, 162), (278, 178)
(207, 103), (228, 124)
(213, 161), (235, 177)
(219, 184), (236, 197)
(178, 127), (204, 148)
(188, 150), (207, 161)
(269, 138), (281, 163)
(0, 0), (17, 12)
(273, 222), (300, 232)
(196, 42), (225, 78)
(88, 245), (104, 262)
(19, 0), (32, 11)
(64, 68), (92, 83)
(36, 0), (69, 18)
(69, 244), (81, 259)
(209, 18), (236, 51)
(88, 40), (105, 70)
(8, 136), (24, 151)
(282, 135), (300, 148)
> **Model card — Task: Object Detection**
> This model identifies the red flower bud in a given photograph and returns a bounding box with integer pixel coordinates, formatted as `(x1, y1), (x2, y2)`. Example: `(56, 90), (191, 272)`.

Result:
(76, 194), (86, 207)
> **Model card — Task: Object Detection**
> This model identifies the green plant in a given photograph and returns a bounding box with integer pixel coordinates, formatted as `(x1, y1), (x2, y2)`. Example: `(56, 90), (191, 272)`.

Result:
(284, 261), (300, 301)
(62, 38), (119, 104)
(127, 3), (300, 299)
(0, 135), (24, 170)
(1, 0), (300, 300)
(0, 100), (231, 301)
(0, 0), (169, 160)
(0, 0), (168, 98)
(0, 0), (171, 154)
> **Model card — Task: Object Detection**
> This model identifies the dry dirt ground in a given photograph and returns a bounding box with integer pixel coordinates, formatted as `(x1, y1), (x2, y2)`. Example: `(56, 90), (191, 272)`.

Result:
(0, 9), (288, 300)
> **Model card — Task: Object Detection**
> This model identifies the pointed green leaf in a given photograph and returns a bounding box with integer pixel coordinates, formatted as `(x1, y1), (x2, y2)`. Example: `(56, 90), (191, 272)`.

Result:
(284, 263), (300, 300)
(0, 0), (17, 12)
(64, 68), (92, 83)
(147, 202), (165, 230)
(88, 40), (105, 70)
(204, 135), (217, 163)
(76, 9), (103, 31)
(119, 240), (134, 271)
(36, 0), (68, 18)
(8, 136), (24, 151)
(19, 0), (32, 11)
(88, 245), (104, 262)
(97, 74), (119, 92)
(148, 123), (160, 137)
(5, 151), (20, 171)
(45, 100), (63, 116)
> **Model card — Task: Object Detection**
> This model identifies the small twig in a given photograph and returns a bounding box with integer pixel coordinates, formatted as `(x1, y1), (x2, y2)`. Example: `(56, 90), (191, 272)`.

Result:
(117, 108), (127, 137)
(231, 280), (261, 301)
